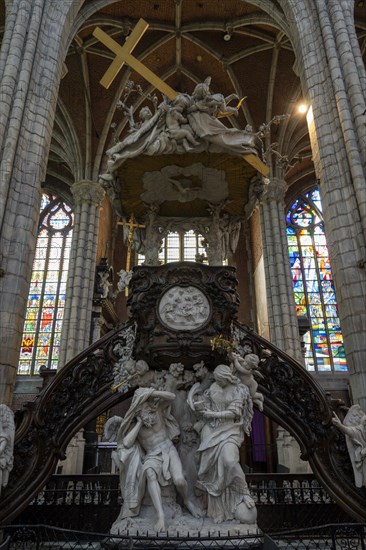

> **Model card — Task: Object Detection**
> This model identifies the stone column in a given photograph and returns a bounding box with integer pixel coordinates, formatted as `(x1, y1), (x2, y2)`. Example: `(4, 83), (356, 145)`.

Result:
(285, 0), (366, 407)
(58, 181), (105, 367)
(259, 178), (303, 363)
(0, 0), (80, 405)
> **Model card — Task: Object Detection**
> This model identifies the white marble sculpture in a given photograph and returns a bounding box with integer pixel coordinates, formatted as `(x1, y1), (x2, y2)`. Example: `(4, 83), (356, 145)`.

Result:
(104, 387), (202, 532)
(140, 204), (163, 266)
(332, 405), (366, 488)
(98, 270), (113, 299)
(0, 404), (15, 496)
(229, 351), (264, 411)
(100, 77), (262, 182)
(116, 269), (133, 293)
(158, 286), (210, 330)
(188, 364), (257, 524)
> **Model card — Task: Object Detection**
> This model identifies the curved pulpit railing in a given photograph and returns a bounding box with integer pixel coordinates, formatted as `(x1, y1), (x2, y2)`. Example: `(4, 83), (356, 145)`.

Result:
(232, 322), (366, 523)
(0, 320), (136, 524)
(1, 320), (365, 524)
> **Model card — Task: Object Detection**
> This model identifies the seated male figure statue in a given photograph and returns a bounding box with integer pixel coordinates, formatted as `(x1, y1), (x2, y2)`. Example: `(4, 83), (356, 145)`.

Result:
(107, 387), (201, 531)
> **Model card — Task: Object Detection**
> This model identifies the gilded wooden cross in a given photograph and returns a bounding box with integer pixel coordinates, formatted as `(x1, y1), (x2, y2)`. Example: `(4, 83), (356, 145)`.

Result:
(117, 214), (145, 294)
(93, 19), (269, 176)
(93, 19), (177, 99)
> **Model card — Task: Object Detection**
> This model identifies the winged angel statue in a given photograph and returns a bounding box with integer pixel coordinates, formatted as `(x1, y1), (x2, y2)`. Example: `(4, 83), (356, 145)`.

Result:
(332, 404), (366, 488)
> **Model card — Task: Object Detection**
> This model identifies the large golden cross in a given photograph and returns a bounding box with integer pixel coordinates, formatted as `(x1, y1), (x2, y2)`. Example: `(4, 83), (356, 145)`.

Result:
(93, 19), (177, 99)
(93, 19), (269, 176)
(117, 214), (145, 294)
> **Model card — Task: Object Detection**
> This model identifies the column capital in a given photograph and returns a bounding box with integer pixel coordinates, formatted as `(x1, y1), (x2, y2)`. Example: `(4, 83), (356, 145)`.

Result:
(72, 180), (105, 206)
(262, 178), (287, 204)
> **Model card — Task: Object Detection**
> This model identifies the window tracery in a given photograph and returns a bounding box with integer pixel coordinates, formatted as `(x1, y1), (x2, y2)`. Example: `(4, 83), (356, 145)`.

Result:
(286, 188), (346, 372)
(18, 194), (74, 375)
(138, 230), (207, 265)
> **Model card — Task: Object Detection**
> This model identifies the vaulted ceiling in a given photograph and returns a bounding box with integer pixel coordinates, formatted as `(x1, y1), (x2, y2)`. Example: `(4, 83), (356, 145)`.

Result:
(1, 1), (366, 197)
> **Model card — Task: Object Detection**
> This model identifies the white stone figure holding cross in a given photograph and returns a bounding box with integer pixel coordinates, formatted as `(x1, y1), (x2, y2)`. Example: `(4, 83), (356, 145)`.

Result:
(93, 19), (269, 177)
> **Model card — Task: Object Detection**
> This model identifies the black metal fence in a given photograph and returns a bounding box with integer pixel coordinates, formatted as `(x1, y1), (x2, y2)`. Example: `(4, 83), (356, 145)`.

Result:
(12, 474), (352, 533)
(1, 523), (366, 549)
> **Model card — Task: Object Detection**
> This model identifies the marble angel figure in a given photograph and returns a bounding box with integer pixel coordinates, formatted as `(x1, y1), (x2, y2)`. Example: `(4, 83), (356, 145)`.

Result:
(0, 404), (15, 496)
(186, 77), (261, 157)
(104, 387), (201, 532)
(188, 364), (257, 525)
(332, 404), (366, 488)
(229, 351), (264, 411)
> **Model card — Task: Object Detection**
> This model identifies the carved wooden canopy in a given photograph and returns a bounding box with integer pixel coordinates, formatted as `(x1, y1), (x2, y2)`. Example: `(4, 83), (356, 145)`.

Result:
(117, 152), (257, 218)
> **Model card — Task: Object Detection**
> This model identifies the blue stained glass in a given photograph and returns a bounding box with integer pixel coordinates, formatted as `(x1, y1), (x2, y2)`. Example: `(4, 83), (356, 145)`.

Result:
(18, 194), (74, 375)
(286, 187), (347, 373)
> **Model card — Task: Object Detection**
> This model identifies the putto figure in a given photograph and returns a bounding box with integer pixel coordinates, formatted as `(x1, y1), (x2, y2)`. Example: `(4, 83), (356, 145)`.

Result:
(100, 77), (263, 182)
(104, 387), (201, 532)
(229, 351), (264, 411)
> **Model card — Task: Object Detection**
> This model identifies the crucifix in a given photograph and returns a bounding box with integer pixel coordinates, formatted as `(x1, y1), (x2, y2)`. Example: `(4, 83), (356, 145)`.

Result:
(117, 214), (145, 295)
(93, 19), (269, 174)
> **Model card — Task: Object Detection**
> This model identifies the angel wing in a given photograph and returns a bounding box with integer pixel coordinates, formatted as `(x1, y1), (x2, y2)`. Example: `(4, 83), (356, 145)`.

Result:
(342, 405), (366, 488)
(104, 416), (123, 442)
(344, 404), (364, 427)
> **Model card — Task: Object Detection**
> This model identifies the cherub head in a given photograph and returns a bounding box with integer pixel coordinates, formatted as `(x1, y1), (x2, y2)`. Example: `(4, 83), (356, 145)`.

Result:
(169, 362), (184, 378)
(244, 354), (260, 369)
(135, 359), (149, 377)
(139, 106), (153, 121)
(173, 94), (190, 111)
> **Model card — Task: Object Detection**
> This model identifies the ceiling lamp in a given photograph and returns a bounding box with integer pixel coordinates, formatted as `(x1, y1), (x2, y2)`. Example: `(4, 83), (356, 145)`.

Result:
(298, 103), (308, 114)
(224, 25), (233, 41)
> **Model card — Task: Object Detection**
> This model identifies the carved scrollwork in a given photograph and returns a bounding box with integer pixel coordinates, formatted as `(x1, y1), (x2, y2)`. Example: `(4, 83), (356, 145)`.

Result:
(0, 321), (136, 523)
(232, 321), (366, 521)
(1, 266), (366, 526)
(128, 263), (239, 368)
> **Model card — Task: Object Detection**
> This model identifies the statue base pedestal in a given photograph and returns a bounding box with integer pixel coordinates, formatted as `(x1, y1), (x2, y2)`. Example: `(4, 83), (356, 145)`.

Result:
(109, 499), (259, 544)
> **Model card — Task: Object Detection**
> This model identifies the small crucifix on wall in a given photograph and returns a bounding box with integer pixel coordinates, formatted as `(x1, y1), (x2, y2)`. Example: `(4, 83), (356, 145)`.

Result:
(117, 214), (145, 295)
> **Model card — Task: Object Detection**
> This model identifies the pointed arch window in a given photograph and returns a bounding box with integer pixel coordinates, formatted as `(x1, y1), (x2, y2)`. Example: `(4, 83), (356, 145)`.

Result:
(286, 188), (347, 372)
(138, 230), (207, 265)
(18, 194), (74, 375)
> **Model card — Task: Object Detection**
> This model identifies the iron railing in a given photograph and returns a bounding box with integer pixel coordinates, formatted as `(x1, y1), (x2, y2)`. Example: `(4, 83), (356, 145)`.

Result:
(11, 474), (353, 534)
(1, 523), (366, 549)
(27, 474), (332, 507)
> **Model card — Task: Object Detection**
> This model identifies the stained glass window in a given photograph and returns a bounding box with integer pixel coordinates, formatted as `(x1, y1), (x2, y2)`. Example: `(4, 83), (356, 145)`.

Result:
(286, 188), (347, 372)
(138, 230), (207, 264)
(18, 194), (74, 375)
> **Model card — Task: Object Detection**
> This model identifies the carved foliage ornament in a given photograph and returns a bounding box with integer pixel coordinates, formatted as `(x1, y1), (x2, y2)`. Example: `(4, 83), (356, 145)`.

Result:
(72, 180), (105, 207)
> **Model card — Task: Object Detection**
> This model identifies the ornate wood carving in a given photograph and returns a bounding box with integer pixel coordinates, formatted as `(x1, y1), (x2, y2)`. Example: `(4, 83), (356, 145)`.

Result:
(1, 263), (365, 525)
(128, 262), (239, 368)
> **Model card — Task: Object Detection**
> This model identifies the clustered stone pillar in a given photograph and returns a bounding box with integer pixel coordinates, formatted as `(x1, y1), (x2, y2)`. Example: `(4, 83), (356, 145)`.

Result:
(285, 0), (366, 407)
(58, 180), (105, 367)
(0, 0), (78, 405)
(260, 178), (303, 363)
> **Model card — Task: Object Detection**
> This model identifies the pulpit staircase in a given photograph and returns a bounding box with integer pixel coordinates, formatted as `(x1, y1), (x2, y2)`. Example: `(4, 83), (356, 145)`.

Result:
(1, 264), (365, 548)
